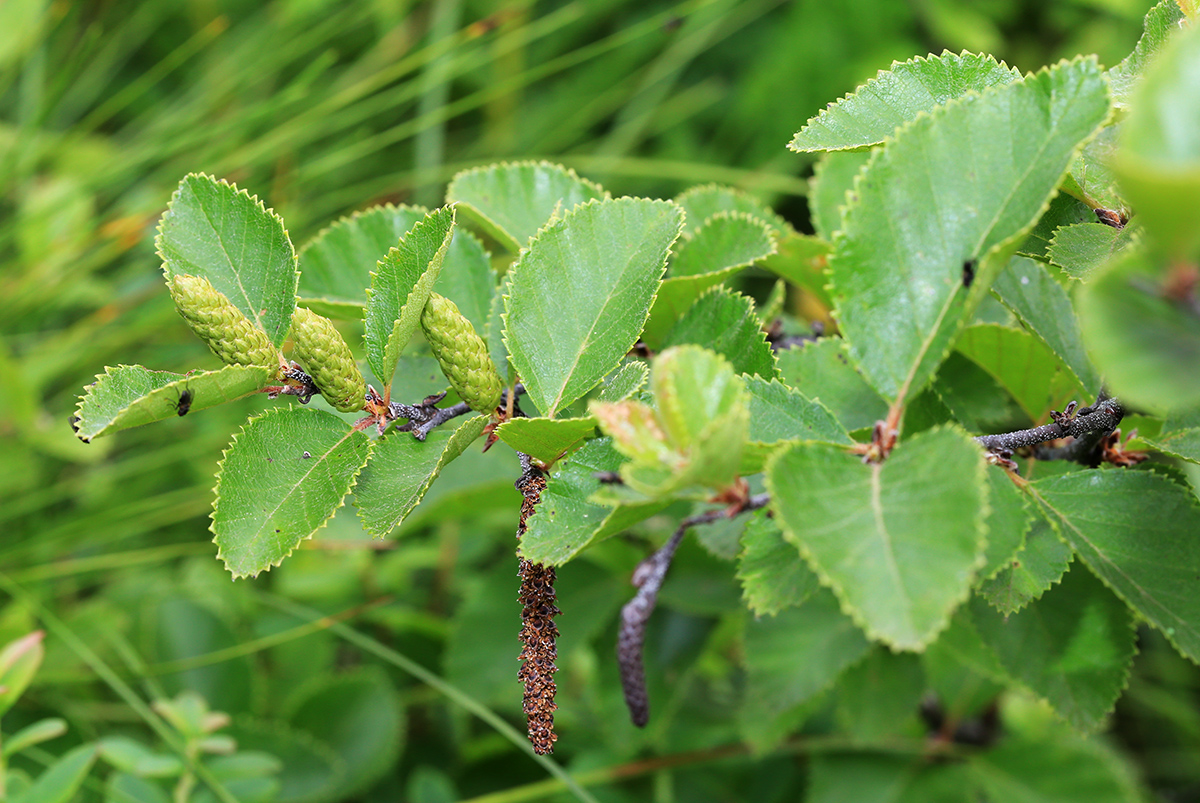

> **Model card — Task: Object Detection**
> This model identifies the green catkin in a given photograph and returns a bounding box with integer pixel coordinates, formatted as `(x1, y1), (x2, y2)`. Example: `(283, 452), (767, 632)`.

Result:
(168, 274), (281, 369)
(420, 293), (503, 413)
(289, 307), (367, 413)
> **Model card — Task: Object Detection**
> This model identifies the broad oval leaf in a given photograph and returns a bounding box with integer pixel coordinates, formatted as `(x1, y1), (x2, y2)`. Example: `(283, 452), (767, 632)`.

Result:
(737, 509), (820, 616)
(978, 516), (1073, 615)
(663, 287), (776, 379)
(1030, 469), (1200, 663)
(775, 339), (888, 433)
(446, 160), (607, 251)
(789, 50), (1019, 153)
(767, 426), (987, 649)
(363, 206), (456, 385)
(504, 197), (684, 417)
(213, 408), (372, 578)
(354, 415), (487, 537)
(744, 376), (852, 447)
(73, 364), (272, 442)
(667, 212), (775, 278)
(156, 173), (298, 347)
(828, 58), (1110, 406)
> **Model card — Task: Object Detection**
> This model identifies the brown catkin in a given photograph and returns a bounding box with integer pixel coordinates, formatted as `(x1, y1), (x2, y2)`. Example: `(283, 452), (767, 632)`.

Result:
(168, 274), (281, 370)
(288, 307), (366, 413)
(515, 468), (558, 755)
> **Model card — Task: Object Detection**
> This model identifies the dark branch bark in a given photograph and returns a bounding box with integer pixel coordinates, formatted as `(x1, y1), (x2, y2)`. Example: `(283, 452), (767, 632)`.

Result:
(973, 397), (1124, 462)
(393, 384), (525, 440)
(618, 493), (770, 727)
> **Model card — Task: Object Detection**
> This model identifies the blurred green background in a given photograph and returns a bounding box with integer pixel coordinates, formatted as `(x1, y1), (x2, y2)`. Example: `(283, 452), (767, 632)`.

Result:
(4, 0), (1196, 801)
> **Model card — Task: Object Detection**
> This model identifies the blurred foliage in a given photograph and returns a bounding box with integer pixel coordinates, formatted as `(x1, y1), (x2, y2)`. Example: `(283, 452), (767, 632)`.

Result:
(2, 0), (1192, 801)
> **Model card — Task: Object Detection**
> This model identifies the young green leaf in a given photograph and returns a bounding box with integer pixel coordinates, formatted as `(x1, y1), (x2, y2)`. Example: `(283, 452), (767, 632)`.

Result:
(737, 510), (820, 616)
(991, 256), (1101, 391)
(212, 408), (372, 578)
(828, 58), (1110, 407)
(970, 567), (1135, 732)
(663, 287), (776, 379)
(363, 206), (456, 386)
(156, 173), (298, 347)
(354, 415), (488, 537)
(788, 50), (1019, 153)
(1030, 469), (1200, 663)
(1048, 221), (1136, 282)
(767, 426), (988, 649)
(0, 632), (43, 718)
(504, 197), (683, 417)
(446, 160), (607, 251)
(73, 364), (273, 442)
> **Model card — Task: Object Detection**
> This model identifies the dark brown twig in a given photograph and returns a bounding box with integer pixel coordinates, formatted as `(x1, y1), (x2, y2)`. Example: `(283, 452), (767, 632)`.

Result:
(618, 493), (770, 727)
(974, 396), (1124, 466)
(393, 384), (525, 440)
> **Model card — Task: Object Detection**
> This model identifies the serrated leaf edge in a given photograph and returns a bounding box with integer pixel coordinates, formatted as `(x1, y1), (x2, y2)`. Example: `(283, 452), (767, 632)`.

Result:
(764, 425), (992, 651)
(156, 172), (300, 340)
(673, 183), (794, 236)
(742, 374), (852, 446)
(212, 407), (373, 579)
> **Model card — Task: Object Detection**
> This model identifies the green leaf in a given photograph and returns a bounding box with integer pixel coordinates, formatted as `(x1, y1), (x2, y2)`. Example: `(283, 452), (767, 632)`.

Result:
(978, 516), (1073, 615)
(1030, 469), (1200, 663)
(955, 324), (1086, 423)
(991, 257), (1101, 390)
(150, 599), (253, 714)
(504, 197), (683, 417)
(737, 509), (819, 616)
(788, 50), (1019, 153)
(3, 719), (67, 758)
(979, 469), (1034, 580)
(809, 151), (873, 240)
(493, 416), (596, 466)
(598, 360), (648, 401)
(1062, 125), (1126, 213)
(445, 160), (606, 251)
(298, 204), (425, 317)
(767, 426), (987, 649)
(932, 353), (1022, 433)
(968, 734), (1140, 803)
(96, 736), (182, 777)
(1107, 0), (1187, 110)
(12, 744), (97, 803)
(156, 173), (297, 347)
(363, 206), (456, 385)
(663, 287), (776, 379)
(741, 587), (871, 748)
(517, 438), (669, 565)
(212, 408), (372, 578)
(1016, 192), (1096, 263)
(834, 650), (926, 742)
(0, 632), (43, 718)
(809, 753), (972, 803)
(1112, 22), (1200, 257)
(667, 212), (775, 277)
(640, 270), (740, 350)
(775, 340), (888, 433)
(1048, 222), (1136, 282)
(1078, 251), (1200, 414)
(828, 58), (1110, 406)
(742, 376), (853, 473)
(299, 205), (493, 329)
(673, 184), (789, 237)
(1145, 427), (1200, 464)
(287, 668), (403, 799)
(105, 773), (172, 803)
(73, 364), (272, 442)
(971, 568), (1135, 732)
(354, 415), (487, 537)
(761, 233), (834, 308)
